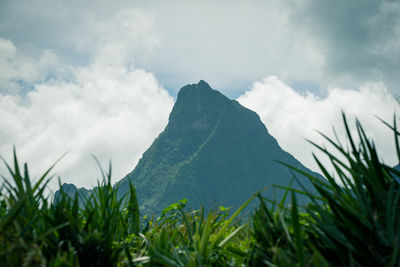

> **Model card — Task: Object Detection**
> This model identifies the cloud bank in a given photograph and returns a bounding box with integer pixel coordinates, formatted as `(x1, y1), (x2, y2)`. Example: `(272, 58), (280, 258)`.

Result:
(2, 0), (398, 95)
(0, 38), (68, 94)
(0, 10), (174, 191)
(0, 0), (326, 95)
(0, 56), (173, 191)
(287, 0), (400, 91)
(238, 77), (399, 173)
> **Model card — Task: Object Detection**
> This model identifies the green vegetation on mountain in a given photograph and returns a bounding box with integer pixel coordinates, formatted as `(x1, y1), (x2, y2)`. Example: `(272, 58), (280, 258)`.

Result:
(117, 80), (321, 215)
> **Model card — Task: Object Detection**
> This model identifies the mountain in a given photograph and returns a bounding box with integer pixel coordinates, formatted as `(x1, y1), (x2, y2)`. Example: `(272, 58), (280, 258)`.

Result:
(53, 183), (92, 206)
(116, 80), (321, 215)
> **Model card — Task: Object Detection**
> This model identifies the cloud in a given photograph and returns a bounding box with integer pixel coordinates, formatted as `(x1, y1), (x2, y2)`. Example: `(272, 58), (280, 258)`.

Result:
(1, 0), (399, 95)
(0, 32), (173, 192)
(286, 0), (400, 92)
(238, 76), (399, 174)
(0, 0), (326, 95)
(0, 37), (68, 94)
(0, 64), (174, 191)
(136, 0), (325, 95)
(70, 8), (159, 66)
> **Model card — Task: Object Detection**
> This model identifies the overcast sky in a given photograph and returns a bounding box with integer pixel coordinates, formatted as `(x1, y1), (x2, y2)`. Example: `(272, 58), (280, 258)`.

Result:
(1, 0), (399, 192)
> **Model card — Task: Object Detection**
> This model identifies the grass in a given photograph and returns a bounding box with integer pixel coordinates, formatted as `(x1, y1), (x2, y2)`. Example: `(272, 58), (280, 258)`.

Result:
(1, 112), (399, 266)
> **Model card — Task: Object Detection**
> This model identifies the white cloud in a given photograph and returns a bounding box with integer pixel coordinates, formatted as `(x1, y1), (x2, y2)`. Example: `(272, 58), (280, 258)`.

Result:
(0, 0), (327, 95)
(0, 37), (66, 94)
(142, 0), (325, 94)
(285, 0), (400, 93)
(0, 10), (174, 193)
(0, 61), (173, 191)
(238, 76), (399, 175)
(71, 8), (159, 66)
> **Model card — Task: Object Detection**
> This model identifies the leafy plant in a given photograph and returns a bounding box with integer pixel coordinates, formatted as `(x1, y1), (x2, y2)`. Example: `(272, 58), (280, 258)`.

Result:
(0, 149), (70, 266)
(0, 152), (141, 266)
(50, 159), (141, 266)
(134, 196), (254, 266)
(251, 113), (400, 266)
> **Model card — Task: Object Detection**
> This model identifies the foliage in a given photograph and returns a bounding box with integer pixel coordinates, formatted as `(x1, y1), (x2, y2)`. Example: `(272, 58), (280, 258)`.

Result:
(0, 153), (139, 266)
(141, 196), (254, 266)
(1, 112), (400, 266)
(250, 113), (400, 266)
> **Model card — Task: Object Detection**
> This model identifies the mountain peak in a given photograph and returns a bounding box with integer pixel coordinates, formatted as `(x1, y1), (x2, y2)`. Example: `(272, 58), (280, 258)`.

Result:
(177, 80), (215, 98)
(176, 80), (228, 105)
(118, 81), (321, 214)
(169, 81), (230, 132)
(196, 79), (210, 87)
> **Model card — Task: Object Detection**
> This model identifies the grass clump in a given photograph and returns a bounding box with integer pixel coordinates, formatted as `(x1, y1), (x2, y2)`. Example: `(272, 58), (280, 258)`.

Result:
(141, 197), (254, 266)
(0, 153), (140, 266)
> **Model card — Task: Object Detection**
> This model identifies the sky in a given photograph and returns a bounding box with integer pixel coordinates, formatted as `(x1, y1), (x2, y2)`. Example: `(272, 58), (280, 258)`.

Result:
(0, 0), (399, 193)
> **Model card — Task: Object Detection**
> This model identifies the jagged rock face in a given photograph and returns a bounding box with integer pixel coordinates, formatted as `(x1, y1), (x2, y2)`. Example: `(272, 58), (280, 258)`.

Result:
(117, 80), (321, 215)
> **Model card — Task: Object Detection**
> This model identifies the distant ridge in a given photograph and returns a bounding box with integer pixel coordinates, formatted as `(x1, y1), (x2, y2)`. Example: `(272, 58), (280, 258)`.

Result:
(53, 183), (92, 206)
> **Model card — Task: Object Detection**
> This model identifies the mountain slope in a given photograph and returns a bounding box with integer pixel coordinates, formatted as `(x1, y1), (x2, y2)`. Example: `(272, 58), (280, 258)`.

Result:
(117, 80), (321, 214)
